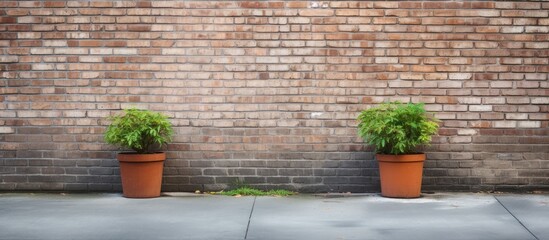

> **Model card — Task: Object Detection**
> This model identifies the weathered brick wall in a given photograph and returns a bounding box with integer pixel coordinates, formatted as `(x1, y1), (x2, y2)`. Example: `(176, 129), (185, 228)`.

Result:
(1, 1), (548, 193)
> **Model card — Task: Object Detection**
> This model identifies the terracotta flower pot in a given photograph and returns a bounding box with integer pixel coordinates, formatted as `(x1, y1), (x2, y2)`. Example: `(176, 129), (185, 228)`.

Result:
(376, 153), (425, 198)
(117, 152), (166, 198)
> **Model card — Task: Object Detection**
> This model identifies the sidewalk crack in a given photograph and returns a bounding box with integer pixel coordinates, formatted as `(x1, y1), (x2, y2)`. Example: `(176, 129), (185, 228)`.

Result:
(494, 196), (539, 240)
(244, 196), (257, 239)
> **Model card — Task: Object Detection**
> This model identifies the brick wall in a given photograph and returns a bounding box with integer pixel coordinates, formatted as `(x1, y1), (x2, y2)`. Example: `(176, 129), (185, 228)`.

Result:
(1, 1), (548, 193)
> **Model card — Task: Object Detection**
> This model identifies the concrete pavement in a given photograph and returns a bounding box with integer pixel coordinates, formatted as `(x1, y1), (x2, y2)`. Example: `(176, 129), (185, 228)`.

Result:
(0, 192), (547, 240)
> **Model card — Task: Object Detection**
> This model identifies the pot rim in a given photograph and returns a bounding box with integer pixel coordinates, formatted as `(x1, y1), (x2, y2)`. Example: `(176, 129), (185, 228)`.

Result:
(376, 153), (426, 163)
(117, 152), (166, 163)
(117, 152), (165, 155)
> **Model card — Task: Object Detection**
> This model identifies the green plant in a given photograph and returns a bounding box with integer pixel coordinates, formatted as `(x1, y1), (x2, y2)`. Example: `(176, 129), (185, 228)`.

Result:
(104, 108), (173, 154)
(219, 187), (294, 197)
(357, 102), (439, 155)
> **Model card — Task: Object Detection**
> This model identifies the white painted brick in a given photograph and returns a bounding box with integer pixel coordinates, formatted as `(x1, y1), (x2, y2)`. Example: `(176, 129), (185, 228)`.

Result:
(256, 57), (278, 63)
(449, 73), (472, 80)
(30, 48), (54, 55)
(0, 127), (15, 134)
(457, 129), (478, 135)
(532, 97), (549, 104)
(469, 105), (493, 112)
(493, 121), (517, 128)
(90, 48), (113, 55)
(517, 121), (541, 128)
(113, 48), (137, 55)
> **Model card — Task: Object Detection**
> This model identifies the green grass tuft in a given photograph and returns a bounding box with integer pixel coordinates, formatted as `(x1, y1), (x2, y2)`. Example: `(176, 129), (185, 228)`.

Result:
(219, 187), (294, 197)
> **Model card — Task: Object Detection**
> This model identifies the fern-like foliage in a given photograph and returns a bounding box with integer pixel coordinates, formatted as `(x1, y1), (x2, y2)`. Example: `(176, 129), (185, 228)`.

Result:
(104, 109), (173, 154)
(357, 102), (439, 155)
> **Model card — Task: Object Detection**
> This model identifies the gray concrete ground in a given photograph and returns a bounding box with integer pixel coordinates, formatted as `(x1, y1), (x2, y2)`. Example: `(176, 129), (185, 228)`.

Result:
(0, 192), (547, 240)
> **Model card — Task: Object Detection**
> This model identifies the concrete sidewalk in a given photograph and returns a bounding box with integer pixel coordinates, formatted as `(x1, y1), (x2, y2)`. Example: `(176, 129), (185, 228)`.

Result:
(0, 193), (547, 240)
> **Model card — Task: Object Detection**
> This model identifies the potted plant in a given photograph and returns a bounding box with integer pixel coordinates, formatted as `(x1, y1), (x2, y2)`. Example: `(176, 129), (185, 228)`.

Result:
(104, 108), (173, 198)
(357, 102), (439, 198)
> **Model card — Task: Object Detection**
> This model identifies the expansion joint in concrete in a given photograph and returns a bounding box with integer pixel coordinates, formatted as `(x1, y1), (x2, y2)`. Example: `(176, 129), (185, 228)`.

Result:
(494, 196), (539, 240)
(245, 196), (257, 239)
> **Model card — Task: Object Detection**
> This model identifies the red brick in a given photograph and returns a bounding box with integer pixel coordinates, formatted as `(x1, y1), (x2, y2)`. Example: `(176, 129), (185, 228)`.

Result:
(90, 1), (113, 8)
(103, 57), (126, 63)
(240, 2), (269, 8)
(127, 25), (151, 32)
(44, 1), (65, 8)
(0, 17), (17, 23)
